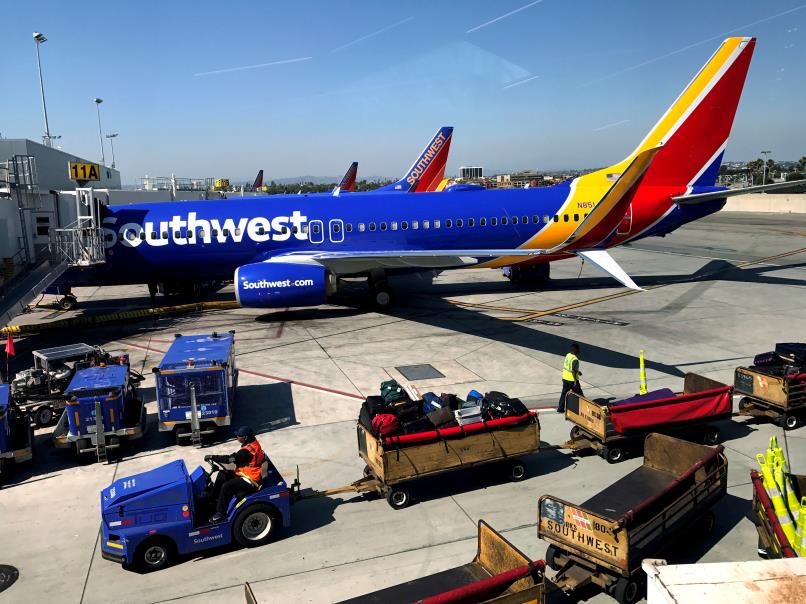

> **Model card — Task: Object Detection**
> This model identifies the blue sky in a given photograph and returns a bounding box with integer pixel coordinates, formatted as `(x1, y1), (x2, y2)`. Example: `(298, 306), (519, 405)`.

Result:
(4, 1), (806, 183)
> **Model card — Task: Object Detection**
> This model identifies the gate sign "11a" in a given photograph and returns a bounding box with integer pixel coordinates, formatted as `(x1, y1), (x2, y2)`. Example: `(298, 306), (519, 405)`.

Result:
(68, 162), (101, 182)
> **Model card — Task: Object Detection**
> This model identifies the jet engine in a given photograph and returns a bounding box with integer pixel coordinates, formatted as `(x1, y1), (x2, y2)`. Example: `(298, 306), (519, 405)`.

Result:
(234, 261), (335, 308)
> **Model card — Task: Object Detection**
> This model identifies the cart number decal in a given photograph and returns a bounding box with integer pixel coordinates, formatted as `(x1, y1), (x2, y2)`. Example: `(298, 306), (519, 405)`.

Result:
(122, 479), (136, 489)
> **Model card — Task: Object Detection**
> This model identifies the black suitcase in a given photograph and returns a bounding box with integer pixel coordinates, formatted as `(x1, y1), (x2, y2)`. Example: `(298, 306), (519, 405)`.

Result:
(366, 395), (390, 417)
(402, 417), (434, 435)
(427, 407), (455, 427)
(775, 343), (806, 366)
(439, 393), (462, 411)
(390, 399), (421, 421)
(754, 351), (781, 367)
(358, 403), (373, 429)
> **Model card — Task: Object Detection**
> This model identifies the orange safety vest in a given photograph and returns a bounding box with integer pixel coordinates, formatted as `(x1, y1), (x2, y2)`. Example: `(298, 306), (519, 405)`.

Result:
(235, 439), (265, 485)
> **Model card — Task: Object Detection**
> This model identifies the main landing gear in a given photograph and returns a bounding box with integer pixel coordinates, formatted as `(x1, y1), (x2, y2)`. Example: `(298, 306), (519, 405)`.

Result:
(368, 270), (394, 309)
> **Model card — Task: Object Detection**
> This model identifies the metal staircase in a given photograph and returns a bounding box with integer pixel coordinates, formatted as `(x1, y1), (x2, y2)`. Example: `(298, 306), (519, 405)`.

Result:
(51, 188), (107, 267)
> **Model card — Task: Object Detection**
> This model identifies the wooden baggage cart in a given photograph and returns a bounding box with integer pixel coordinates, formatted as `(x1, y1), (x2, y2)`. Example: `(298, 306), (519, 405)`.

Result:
(244, 521), (545, 604)
(750, 469), (805, 559)
(563, 373), (732, 463)
(350, 413), (539, 509)
(538, 434), (728, 604)
(735, 366), (806, 430)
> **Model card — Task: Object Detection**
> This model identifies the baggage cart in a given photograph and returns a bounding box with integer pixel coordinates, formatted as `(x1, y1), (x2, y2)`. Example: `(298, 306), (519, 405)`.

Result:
(329, 521), (545, 604)
(153, 332), (238, 446)
(53, 362), (146, 462)
(538, 434), (728, 604)
(0, 384), (33, 481)
(317, 413), (540, 510)
(750, 468), (805, 559)
(735, 365), (806, 430)
(563, 373), (732, 463)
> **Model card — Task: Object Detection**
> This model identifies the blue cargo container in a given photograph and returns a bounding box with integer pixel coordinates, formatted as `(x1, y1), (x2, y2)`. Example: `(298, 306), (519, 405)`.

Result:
(154, 332), (238, 445)
(53, 362), (145, 458)
(0, 384), (33, 479)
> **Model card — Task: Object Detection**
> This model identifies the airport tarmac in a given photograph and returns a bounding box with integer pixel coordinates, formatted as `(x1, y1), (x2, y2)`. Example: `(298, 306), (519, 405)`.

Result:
(2, 211), (805, 603)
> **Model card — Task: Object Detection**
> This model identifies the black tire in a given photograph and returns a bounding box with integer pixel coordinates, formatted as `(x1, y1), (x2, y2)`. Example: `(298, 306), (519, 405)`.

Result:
(757, 536), (770, 559)
(703, 427), (720, 446)
(373, 287), (394, 309)
(605, 446), (624, 464)
(59, 295), (77, 310)
(612, 576), (643, 604)
(545, 544), (561, 571)
(363, 464), (373, 478)
(784, 415), (800, 430)
(175, 425), (190, 446)
(386, 487), (411, 510)
(133, 537), (174, 572)
(35, 405), (54, 427)
(233, 503), (280, 548)
(570, 426), (583, 440)
(509, 460), (527, 482)
(738, 397), (752, 412)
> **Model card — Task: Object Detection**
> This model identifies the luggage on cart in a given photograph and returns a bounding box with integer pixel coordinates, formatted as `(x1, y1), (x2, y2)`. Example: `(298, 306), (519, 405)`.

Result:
(483, 392), (529, 419)
(754, 351), (782, 367)
(389, 399), (420, 421)
(381, 379), (407, 404)
(371, 414), (399, 436)
(456, 405), (483, 426)
(775, 343), (806, 366)
(427, 407), (455, 428)
(402, 417), (433, 435)
(366, 395), (390, 417)
(422, 392), (443, 413)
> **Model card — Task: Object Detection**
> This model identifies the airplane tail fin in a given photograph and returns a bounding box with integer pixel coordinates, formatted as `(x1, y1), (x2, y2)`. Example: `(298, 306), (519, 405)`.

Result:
(253, 170), (264, 190)
(614, 37), (755, 188)
(377, 126), (453, 192)
(338, 161), (358, 192)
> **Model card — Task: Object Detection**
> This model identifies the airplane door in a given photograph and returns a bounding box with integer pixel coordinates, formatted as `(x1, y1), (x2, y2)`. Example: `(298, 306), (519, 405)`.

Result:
(329, 219), (344, 243)
(617, 204), (632, 235)
(309, 220), (324, 244)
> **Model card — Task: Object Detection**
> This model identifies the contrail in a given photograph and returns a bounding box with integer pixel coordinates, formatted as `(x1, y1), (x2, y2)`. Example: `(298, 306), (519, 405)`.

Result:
(503, 74), (540, 89)
(579, 3), (806, 87)
(467, 0), (544, 34)
(331, 16), (414, 53)
(592, 119), (630, 132)
(194, 56), (312, 77)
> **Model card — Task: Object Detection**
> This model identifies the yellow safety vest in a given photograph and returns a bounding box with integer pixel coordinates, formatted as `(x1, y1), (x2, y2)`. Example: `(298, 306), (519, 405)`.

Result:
(562, 353), (579, 382)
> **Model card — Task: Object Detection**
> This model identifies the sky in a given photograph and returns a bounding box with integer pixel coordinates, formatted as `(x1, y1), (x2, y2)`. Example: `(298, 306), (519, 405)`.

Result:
(3, 0), (806, 184)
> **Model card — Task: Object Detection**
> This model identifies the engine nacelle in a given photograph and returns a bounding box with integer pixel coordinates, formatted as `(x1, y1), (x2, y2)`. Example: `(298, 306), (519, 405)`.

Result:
(235, 261), (333, 308)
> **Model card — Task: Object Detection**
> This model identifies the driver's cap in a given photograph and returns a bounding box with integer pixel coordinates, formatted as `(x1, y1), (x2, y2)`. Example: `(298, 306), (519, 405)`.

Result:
(236, 426), (254, 438)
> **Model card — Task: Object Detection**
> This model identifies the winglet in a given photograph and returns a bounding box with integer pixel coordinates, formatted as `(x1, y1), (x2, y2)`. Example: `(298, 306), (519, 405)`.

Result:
(576, 250), (643, 291)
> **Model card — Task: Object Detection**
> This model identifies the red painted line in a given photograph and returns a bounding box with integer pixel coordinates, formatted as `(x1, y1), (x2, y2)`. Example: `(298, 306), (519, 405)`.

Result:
(114, 339), (363, 401)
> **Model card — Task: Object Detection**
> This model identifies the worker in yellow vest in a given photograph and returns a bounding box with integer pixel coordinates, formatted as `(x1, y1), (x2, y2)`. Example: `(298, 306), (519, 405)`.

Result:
(557, 343), (584, 413)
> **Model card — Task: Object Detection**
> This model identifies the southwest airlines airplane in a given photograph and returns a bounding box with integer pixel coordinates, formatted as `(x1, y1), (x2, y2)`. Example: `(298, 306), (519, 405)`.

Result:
(58, 38), (794, 309)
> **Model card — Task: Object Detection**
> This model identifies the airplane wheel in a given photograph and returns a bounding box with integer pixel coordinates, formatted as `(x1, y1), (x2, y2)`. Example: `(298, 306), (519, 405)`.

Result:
(234, 503), (279, 547)
(372, 285), (394, 309)
(59, 295), (78, 310)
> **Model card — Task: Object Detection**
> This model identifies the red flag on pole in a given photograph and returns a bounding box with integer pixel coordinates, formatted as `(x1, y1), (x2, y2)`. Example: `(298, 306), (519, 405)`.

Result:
(5, 333), (14, 356)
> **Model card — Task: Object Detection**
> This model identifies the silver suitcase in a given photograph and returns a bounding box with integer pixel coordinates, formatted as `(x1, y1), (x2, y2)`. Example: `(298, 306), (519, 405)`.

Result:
(455, 405), (483, 426)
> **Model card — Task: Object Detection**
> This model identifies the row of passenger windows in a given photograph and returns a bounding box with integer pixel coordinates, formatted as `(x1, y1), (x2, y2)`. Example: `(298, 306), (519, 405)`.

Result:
(115, 212), (590, 241)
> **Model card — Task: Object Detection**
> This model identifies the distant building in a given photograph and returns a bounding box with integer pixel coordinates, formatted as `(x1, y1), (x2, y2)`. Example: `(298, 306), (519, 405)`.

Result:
(460, 166), (483, 179)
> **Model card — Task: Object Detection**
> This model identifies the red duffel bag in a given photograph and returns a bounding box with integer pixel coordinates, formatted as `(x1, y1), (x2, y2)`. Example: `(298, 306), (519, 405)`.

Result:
(371, 413), (400, 436)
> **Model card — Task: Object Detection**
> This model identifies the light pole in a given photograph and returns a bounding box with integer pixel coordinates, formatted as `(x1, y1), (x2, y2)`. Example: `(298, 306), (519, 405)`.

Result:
(105, 133), (119, 168)
(94, 98), (106, 165)
(760, 150), (772, 185)
(33, 32), (52, 147)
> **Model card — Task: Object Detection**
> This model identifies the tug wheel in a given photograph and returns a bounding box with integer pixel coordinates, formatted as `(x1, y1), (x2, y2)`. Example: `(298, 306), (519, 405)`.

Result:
(233, 503), (279, 547)
(134, 537), (174, 572)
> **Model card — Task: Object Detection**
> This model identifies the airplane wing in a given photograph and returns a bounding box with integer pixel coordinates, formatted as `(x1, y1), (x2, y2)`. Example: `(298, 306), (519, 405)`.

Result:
(672, 179), (806, 204)
(575, 250), (642, 291)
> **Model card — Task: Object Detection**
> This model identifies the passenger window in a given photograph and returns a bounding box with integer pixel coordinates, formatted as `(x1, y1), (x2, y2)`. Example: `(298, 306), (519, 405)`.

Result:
(512, 216), (518, 225)
(257, 227), (265, 235)
(401, 221), (408, 230)
(359, 223), (366, 232)
(532, 215), (539, 224)
(522, 216), (528, 224)
(150, 232), (157, 240)
(434, 220), (440, 228)
(543, 215), (550, 224)
(292, 226), (298, 234)
(574, 214), (579, 222)
(423, 220), (430, 229)
(281, 227), (288, 235)
(235, 228), (242, 236)
(584, 213), (589, 218)
(346, 224), (353, 232)
(312, 224), (320, 234)
(127, 231), (137, 241)
(223, 229), (230, 236)
(333, 224), (341, 233)
(380, 222), (387, 231)
(369, 222), (376, 231)
(412, 221), (419, 230)
(563, 215), (569, 222)
(480, 218), (486, 226)
(139, 232), (146, 240)
(491, 217), (498, 226)
(198, 230), (205, 238)
(468, 218), (475, 227)
(456, 219), (463, 227)
(445, 219), (452, 228)
(553, 215), (559, 222)
(501, 217), (509, 225)
(162, 232), (169, 239)
(391, 222), (398, 231)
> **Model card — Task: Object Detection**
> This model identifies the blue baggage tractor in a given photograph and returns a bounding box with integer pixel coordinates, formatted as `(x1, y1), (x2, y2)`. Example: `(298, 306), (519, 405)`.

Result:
(0, 384), (33, 480)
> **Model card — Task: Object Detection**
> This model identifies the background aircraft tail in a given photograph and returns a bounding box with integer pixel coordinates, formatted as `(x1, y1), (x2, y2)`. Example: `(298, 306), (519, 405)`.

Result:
(253, 169), (264, 190)
(617, 37), (756, 188)
(377, 126), (453, 192)
(338, 161), (358, 192)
